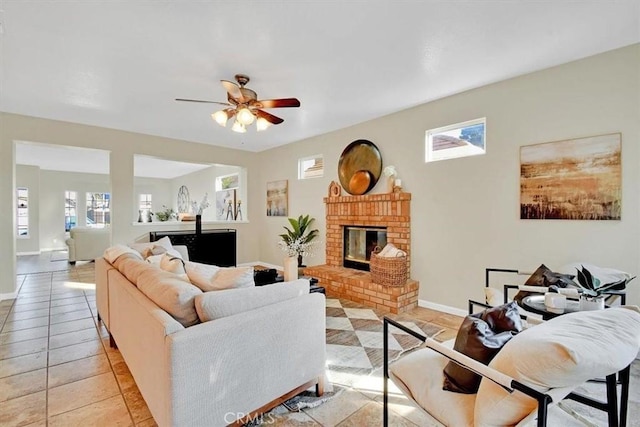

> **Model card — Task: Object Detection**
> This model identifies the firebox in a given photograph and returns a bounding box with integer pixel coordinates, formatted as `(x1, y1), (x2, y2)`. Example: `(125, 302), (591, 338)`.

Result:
(343, 226), (387, 271)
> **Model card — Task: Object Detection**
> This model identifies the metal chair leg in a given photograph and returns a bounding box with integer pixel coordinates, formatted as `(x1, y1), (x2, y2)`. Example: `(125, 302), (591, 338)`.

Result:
(620, 365), (630, 427)
(606, 372), (619, 427)
(383, 318), (389, 427)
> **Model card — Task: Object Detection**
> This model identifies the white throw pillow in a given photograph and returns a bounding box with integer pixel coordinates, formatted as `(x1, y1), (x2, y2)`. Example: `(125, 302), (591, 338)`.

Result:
(195, 279), (310, 322)
(474, 307), (640, 426)
(129, 236), (174, 259)
(185, 262), (254, 291)
(160, 253), (189, 281)
(558, 262), (632, 285)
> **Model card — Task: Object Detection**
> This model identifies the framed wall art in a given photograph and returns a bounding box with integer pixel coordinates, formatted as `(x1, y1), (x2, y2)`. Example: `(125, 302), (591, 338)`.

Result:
(266, 180), (288, 217)
(520, 133), (621, 220)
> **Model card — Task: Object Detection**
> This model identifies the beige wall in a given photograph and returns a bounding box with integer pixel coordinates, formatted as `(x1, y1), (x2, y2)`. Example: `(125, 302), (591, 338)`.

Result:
(0, 115), (261, 296)
(256, 44), (640, 309)
(2, 44), (638, 308)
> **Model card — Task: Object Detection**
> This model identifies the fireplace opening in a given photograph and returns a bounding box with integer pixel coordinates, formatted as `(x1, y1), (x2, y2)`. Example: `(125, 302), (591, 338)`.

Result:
(343, 226), (387, 271)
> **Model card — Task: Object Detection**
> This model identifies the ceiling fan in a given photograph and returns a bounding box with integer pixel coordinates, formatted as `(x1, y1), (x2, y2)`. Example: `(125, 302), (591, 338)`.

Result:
(176, 74), (301, 133)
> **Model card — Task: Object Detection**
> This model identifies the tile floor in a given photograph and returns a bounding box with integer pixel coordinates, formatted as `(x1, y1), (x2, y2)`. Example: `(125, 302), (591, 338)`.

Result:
(1, 255), (636, 426)
(1, 257), (463, 426)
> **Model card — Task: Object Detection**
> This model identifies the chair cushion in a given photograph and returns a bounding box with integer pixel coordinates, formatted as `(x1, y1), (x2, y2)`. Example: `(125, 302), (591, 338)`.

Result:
(390, 344), (476, 426)
(474, 307), (640, 426)
(443, 302), (522, 393)
(113, 257), (152, 285)
(194, 279), (310, 322)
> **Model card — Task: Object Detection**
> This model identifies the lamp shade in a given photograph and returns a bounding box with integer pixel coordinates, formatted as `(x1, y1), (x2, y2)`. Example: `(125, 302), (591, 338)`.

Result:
(212, 110), (229, 127)
(231, 120), (246, 133)
(256, 117), (272, 131)
(236, 107), (255, 125)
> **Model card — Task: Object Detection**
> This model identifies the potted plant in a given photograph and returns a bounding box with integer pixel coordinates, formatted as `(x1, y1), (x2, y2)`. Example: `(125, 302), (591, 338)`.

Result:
(575, 265), (635, 310)
(279, 214), (319, 268)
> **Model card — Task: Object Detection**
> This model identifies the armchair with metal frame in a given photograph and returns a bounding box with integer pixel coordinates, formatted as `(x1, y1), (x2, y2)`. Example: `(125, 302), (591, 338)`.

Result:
(382, 302), (638, 427)
(482, 267), (627, 309)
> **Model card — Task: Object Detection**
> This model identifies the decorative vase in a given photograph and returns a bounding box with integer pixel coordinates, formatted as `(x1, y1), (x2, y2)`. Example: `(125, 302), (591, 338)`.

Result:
(196, 214), (202, 235)
(284, 256), (298, 282)
(387, 175), (395, 193)
(579, 295), (605, 311)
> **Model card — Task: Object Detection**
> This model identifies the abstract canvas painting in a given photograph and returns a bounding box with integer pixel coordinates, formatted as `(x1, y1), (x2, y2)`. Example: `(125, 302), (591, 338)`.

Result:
(520, 133), (621, 220)
(267, 180), (288, 217)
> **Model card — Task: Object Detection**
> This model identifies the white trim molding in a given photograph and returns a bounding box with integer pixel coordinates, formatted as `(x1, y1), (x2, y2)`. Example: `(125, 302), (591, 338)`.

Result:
(17, 251), (41, 256)
(0, 291), (18, 302)
(418, 299), (467, 317)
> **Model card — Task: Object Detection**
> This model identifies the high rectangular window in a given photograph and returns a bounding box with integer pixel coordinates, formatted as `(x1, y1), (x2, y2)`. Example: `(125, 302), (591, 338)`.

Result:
(298, 155), (324, 179)
(65, 191), (77, 231)
(425, 118), (486, 163)
(17, 188), (29, 237)
(86, 192), (110, 228)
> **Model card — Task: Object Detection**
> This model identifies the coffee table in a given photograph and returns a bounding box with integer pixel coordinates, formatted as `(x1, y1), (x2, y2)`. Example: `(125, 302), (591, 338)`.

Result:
(520, 294), (580, 320)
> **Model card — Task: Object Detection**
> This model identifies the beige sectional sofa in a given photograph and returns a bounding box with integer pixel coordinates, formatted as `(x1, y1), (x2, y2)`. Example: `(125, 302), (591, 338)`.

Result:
(95, 247), (326, 427)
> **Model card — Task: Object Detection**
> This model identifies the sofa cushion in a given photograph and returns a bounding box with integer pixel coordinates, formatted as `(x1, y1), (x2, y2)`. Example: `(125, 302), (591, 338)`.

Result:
(103, 244), (144, 264)
(195, 279), (310, 322)
(474, 307), (640, 426)
(137, 268), (202, 327)
(113, 257), (153, 285)
(185, 262), (254, 291)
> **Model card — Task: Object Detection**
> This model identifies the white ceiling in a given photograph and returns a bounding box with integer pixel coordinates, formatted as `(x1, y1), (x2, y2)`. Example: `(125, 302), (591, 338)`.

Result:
(15, 142), (212, 179)
(1, 1), (639, 154)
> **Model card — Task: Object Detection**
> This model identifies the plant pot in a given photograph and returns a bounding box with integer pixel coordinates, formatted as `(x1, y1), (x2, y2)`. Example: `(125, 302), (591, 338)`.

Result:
(579, 295), (605, 311)
(283, 256), (298, 282)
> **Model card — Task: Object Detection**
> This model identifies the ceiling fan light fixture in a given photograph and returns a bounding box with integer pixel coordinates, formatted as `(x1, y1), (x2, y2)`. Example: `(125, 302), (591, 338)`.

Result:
(211, 110), (229, 127)
(231, 120), (247, 133)
(256, 117), (272, 131)
(236, 107), (255, 125)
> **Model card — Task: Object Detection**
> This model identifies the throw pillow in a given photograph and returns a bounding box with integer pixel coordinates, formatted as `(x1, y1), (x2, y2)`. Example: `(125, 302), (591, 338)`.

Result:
(185, 261), (254, 291)
(195, 279), (310, 322)
(159, 253), (189, 281)
(443, 302), (522, 394)
(129, 236), (174, 259)
(474, 307), (640, 426)
(514, 264), (574, 304)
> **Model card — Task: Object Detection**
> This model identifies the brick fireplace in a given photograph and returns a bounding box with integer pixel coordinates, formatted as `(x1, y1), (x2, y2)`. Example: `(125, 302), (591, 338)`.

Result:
(304, 192), (418, 313)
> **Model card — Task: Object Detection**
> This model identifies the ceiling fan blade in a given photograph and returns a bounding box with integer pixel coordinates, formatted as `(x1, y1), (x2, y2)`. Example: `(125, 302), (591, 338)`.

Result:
(255, 98), (301, 109)
(255, 109), (284, 125)
(221, 80), (245, 103)
(175, 98), (230, 106)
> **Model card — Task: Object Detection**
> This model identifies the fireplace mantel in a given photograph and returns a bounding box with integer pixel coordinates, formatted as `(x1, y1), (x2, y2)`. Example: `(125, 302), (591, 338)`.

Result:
(305, 191), (416, 314)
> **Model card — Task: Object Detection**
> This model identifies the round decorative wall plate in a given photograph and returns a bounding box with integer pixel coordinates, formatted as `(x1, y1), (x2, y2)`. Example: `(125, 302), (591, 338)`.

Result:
(338, 140), (382, 195)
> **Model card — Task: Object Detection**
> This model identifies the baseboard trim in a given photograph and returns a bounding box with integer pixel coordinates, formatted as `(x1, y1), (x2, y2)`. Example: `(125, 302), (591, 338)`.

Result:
(17, 251), (41, 256)
(418, 299), (467, 317)
(0, 291), (18, 302)
(41, 247), (67, 252)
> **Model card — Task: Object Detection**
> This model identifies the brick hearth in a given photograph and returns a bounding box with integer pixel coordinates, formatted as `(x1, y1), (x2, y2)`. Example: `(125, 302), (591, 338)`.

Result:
(304, 191), (418, 314)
